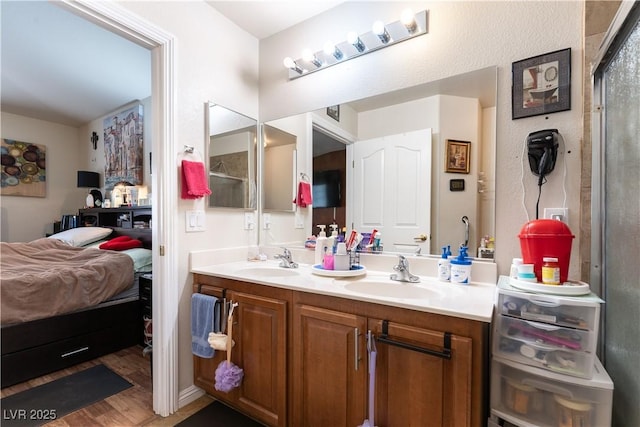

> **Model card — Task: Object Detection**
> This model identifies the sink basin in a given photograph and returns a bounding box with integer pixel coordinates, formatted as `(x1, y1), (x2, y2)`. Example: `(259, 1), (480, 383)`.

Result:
(235, 267), (300, 277)
(343, 280), (444, 299)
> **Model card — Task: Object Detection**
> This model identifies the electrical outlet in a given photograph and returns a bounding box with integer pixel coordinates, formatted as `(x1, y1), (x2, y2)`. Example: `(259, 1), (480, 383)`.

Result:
(544, 208), (568, 224)
(186, 210), (205, 232)
(244, 212), (255, 230)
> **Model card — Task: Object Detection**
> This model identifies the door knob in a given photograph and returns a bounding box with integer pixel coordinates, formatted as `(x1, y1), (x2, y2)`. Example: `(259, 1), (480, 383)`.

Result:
(414, 234), (427, 242)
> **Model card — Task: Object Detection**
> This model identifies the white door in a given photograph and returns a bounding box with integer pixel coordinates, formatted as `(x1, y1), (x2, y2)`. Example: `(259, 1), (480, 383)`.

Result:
(351, 129), (431, 253)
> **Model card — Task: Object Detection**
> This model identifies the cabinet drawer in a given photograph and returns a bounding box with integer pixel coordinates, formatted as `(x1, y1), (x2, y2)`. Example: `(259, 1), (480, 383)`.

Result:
(493, 315), (596, 378)
(497, 288), (599, 331)
(490, 356), (612, 427)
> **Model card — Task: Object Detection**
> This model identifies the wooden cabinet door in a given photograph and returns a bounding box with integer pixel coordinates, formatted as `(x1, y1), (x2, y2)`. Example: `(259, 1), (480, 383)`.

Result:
(369, 319), (473, 427)
(230, 291), (287, 427)
(192, 285), (287, 427)
(292, 304), (367, 427)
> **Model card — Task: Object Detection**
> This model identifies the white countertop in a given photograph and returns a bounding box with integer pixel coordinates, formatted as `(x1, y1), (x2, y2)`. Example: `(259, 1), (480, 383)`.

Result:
(191, 260), (496, 323)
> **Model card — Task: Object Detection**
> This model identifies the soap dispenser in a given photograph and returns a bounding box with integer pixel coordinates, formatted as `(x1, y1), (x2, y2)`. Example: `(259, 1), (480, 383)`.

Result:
(450, 246), (472, 284)
(328, 224), (339, 253)
(315, 225), (328, 266)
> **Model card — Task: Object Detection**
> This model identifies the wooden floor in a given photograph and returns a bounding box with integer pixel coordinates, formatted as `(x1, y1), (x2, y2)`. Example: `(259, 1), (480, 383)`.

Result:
(0, 346), (213, 426)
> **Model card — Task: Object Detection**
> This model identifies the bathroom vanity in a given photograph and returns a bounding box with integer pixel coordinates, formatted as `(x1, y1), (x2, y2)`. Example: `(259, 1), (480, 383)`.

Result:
(191, 259), (495, 427)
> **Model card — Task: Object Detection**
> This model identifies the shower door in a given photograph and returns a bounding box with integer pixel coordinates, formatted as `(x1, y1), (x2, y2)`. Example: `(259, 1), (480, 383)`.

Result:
(592, 3), (640, 426)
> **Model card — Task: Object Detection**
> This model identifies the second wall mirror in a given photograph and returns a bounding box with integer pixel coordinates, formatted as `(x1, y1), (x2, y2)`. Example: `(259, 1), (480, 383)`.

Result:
(206, 103), (257, 209)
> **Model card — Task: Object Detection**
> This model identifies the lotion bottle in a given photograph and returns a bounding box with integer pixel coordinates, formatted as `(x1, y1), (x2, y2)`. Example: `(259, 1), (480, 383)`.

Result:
(328, 224), (339, 253)
(438, 246), (451, 282)
(450, 246), (472, 284)
(315, 225), (328, 266)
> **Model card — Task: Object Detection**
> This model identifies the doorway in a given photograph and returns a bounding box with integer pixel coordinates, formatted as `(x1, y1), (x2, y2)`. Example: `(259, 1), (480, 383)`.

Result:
(59, 1), (178, 416)
(312, 127), (347, 236)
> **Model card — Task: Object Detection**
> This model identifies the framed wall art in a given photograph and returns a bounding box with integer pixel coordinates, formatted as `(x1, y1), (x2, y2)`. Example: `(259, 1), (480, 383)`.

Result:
(326, 105), (340, 122)
(103, 104), (144, 189)
(1, 138), (46, 197)
(512, 48), (571, 119)
(445, 139), (470, 174)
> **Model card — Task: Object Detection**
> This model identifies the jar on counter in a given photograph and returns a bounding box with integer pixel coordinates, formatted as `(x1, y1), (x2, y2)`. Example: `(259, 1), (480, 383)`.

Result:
(542, 257), (561, 285)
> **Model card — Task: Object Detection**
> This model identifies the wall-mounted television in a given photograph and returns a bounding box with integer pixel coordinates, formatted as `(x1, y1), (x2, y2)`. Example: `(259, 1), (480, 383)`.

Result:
(313, 169), (341, 208)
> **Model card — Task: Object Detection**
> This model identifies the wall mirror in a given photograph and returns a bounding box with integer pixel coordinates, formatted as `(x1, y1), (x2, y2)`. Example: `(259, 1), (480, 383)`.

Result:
(206, 103), (257, 209)
(261, 66), (497, 260)
(262, 122), (298, 212)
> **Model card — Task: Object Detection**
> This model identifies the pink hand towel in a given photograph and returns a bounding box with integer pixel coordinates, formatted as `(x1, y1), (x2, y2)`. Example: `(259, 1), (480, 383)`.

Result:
(181, 160), (212, 199)
(293, 181), (313, 207)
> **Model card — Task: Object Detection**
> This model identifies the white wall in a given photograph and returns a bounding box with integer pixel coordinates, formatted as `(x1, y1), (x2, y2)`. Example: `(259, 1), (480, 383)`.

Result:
(259, 1), (584, 279)
(118, 0), (260, 393)
(0, 112), (84, 241)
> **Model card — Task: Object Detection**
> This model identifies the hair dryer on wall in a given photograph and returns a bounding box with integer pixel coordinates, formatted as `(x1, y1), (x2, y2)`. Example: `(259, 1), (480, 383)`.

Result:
(527, 129), (559, 186)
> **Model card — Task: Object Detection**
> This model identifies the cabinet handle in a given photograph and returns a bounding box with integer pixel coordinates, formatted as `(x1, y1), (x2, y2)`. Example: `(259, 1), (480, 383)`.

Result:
(376, 320), (452, 360)
(354, 327), (360, 371)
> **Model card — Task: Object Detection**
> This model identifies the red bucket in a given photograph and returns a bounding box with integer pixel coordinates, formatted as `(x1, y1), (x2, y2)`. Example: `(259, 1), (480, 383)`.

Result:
(518, 219), (574, 283)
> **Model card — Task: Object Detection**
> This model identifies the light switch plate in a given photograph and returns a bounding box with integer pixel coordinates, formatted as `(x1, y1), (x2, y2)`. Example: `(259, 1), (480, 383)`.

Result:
(186, 210), (205, 232)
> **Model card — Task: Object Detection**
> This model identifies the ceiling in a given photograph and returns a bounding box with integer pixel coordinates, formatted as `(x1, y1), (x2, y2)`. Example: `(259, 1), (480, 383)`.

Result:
(0, 1), (342, 128)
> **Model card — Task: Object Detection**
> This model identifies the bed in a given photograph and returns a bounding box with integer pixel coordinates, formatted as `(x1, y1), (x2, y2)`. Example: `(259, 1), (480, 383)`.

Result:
(1, 226), (152, 388)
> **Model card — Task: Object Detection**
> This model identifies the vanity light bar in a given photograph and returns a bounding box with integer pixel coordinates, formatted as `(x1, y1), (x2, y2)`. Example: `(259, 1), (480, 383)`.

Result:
(284, 9), (428, 80)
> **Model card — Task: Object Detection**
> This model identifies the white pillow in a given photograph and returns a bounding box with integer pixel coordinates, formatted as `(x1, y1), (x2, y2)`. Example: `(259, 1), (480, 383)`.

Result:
(48, 227), (113, 247)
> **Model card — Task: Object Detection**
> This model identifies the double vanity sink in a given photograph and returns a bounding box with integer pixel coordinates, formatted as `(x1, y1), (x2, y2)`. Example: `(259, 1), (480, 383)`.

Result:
(191, 259), (496, 322)
(191, 254), (497, 426)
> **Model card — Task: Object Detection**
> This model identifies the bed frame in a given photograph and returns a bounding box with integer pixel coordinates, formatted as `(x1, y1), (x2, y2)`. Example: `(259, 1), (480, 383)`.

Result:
(1, 228), (152, 388)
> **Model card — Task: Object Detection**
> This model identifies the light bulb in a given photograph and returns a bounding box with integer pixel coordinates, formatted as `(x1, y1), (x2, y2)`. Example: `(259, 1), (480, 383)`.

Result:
(347, 31), (366, 52)
(302, 48), (322, 67)
(283, 57), (303, 74)
(372, 21), (390, 44)
(283, 57), (295, 69)
(323, 41), (343, 60)
(401, 8), (418, 33)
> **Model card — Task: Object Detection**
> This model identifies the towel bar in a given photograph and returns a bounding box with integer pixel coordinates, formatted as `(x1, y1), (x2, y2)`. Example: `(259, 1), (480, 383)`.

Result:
(376, 319), (452, 360)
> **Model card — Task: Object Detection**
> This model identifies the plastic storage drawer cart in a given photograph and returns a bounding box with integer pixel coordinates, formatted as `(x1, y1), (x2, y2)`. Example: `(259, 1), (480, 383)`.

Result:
(490, 355), (613, 427)
(493, 276), (603, 379)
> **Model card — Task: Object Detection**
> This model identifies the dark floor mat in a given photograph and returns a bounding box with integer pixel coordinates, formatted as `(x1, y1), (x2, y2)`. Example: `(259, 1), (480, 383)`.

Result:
(175, 400), (265, 427)
(0, 364), (132, 427)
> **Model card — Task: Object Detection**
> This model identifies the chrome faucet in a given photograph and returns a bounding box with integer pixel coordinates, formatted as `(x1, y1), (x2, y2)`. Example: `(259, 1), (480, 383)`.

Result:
(274, 247), (298, 268)
(390, 255), (420, 283)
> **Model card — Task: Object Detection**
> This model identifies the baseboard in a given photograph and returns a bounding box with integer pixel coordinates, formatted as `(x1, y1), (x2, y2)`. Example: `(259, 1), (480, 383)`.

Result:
(178, 384), (206, 408)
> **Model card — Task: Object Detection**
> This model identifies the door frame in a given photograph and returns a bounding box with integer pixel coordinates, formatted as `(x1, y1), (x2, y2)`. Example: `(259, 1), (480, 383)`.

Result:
(58, 0), (178, 416)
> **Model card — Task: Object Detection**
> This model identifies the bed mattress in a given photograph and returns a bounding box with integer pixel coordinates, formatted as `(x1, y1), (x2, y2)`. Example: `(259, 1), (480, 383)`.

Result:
(0, 238), (134, 325)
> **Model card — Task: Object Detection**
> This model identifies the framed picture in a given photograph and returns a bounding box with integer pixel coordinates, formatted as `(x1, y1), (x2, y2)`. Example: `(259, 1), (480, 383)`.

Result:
(103, 104), (144, 189)
(326, 105), (340, 122)
(512, 48), (571, 119)
(1, 138), (46, 197)
(445, 139), (470, 174)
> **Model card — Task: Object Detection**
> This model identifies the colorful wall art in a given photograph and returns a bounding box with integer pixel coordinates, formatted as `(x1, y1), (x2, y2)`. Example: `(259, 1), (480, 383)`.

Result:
(1, 138), (46, 197)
